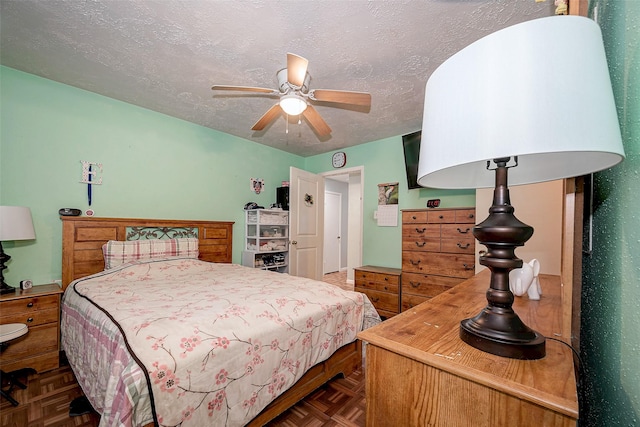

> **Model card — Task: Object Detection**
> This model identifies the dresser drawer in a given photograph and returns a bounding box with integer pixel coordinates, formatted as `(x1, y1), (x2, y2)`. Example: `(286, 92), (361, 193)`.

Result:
(402, 223), (441, 252)
(402, 211), (428, 224)
(402, 239), (440, 252)
(402, 224), (440, 238)
(441, 238), (475, 254)
(355, 278), (377, 292)
(402, 272), (462, 298)
(360, 289), (399, 313)
(1, 307), (59, 327)
(401, 294), (429, 311)
(0, 351), (59, 373)
(455, 209), (476, 223)
(0, 294), (59, 316)
(427, 210), (456, 223)
(355, 269), (376, 282)
(374, 272), (399, 286)
(356, 272), (400, 294)
(402, 252), (475, 277)
(441, 223), (473, 239)
(0, 323), (58, 363)
(376, 280), (398, 294)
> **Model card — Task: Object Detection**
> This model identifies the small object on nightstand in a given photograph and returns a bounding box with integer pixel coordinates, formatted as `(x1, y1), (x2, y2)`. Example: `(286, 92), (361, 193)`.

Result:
(59, 208), (81, 216)
(19, 280), (32, 290)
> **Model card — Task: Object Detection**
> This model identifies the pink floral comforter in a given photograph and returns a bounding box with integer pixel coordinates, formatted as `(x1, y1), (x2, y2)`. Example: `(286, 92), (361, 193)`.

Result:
(61, 258), (380, 427)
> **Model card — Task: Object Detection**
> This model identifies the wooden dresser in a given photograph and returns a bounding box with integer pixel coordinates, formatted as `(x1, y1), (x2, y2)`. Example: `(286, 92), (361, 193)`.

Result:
(358, 270), (578, 426)
(401, 208), (476, 311)
(354, 266), (401, 319)
(0, 284), (63, 373)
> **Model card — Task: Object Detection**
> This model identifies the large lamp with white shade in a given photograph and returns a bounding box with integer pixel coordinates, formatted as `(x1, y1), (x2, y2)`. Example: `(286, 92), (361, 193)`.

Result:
(417, 16), (625, 359)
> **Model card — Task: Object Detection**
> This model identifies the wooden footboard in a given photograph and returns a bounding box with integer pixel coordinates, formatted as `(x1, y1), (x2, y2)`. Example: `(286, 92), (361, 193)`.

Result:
(248, 340), (362, 426)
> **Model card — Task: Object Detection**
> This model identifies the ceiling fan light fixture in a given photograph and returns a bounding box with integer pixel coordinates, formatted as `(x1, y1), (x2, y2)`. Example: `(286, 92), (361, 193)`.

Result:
(280, 94), (307, 116)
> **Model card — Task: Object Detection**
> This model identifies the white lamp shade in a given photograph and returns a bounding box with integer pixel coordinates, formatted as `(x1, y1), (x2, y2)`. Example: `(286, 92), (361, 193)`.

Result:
(0, 206), (36, 241)
(279, 94), (307, 116)
(417, 16), (625, 189)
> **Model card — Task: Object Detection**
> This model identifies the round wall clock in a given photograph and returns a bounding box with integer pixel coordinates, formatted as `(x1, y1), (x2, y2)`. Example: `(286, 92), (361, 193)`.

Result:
(332, 151), (347, 168)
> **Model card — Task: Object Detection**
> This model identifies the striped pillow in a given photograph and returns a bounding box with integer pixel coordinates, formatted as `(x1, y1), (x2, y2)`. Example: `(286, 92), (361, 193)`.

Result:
(102, 238), (199, 270)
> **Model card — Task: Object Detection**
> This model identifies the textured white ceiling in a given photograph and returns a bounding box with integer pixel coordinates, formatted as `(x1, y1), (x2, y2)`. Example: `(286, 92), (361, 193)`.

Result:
(0, 0), (554, 156)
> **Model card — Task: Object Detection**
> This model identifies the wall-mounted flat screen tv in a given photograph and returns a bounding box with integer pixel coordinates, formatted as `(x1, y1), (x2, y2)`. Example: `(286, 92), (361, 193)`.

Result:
(402, 130), (422, 189)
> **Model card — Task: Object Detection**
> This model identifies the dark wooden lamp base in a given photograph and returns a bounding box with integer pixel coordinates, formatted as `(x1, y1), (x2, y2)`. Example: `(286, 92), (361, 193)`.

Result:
(0, 242), (17, 295)
(460, 157), (546, 360)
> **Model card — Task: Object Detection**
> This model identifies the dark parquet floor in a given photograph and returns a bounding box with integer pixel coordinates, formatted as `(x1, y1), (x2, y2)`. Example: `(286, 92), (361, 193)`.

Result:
(0, 271), (365, 427)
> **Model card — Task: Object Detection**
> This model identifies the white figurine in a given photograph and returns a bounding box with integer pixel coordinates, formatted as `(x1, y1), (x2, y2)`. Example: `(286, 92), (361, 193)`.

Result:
(509, 259), (542, 300)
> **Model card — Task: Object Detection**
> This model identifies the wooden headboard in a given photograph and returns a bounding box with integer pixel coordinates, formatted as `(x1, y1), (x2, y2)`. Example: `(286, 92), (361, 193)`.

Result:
(61, 216), (234, 290)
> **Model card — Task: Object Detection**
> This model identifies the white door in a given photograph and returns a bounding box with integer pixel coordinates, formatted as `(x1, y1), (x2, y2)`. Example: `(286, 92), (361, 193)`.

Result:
(323, 191), (342, 274)
(289, 167), (324, 280)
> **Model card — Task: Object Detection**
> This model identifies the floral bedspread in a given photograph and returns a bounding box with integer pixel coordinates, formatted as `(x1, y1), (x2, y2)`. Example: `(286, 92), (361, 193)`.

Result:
(61, 258), (380, 427)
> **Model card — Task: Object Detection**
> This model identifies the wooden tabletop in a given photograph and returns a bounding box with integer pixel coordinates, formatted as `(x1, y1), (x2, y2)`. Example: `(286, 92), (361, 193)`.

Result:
(358, 269), (578, 419)
(0, 284), (63, 301)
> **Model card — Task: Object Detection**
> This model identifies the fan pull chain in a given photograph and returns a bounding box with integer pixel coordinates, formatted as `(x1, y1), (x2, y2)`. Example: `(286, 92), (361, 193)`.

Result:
(286, 113), (289, 134)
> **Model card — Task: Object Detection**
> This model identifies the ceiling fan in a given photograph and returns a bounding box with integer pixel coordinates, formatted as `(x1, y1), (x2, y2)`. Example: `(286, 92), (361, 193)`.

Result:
(211, 53), (371, 137)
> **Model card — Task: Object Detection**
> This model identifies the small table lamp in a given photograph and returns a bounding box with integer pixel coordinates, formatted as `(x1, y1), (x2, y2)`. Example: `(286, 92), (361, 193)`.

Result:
(0, 206), (36, 295)
(418, 16), (625, 359)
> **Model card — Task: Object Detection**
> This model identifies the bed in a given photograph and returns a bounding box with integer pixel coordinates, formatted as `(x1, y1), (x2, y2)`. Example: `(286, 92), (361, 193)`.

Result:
(59, 216), (380, 427)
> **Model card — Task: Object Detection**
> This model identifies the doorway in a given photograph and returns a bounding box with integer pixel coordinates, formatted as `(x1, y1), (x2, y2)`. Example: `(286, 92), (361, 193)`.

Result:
(322, 166), (363, 283)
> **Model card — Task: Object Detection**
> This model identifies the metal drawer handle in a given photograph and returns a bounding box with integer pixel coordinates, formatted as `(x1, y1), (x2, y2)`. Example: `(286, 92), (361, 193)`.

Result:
(384, 277), (389, 281)
(410, 281), (420, 288)
(27, 302), (34, 308)
(27, 317), (33, 323)
(457, 227), (471, 234)
(371, 297), (380, 303)
(415, 227), (426, 233)
(415, 241), (426, 247)
(412, 215), (417, 220)
(463, 263), (474, 270)
(409, 259), (421, 266)
(457, 243), (470, 249)
(468, 213), (475, 219)
(383, 286), (389, 291)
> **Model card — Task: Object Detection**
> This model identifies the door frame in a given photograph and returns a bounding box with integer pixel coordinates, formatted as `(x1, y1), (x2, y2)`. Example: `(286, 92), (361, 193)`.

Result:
(321, 166), (364, 283)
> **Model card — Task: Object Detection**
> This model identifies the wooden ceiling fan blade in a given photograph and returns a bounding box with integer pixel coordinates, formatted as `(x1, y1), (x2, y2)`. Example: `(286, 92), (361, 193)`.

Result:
(302, 105), (332, 136)
(212, 85), (278, 95)
(287, 53), (309, 87)
(251, 104), (282, 131)
(311, 89), (371, 107)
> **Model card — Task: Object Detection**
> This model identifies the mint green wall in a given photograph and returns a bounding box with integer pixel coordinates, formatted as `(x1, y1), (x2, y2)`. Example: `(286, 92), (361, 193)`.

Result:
(0, 66), (472, 286)
(0, 66), (303, 285)
(305, 138), (474, 268)
(580, 1), (640, 425)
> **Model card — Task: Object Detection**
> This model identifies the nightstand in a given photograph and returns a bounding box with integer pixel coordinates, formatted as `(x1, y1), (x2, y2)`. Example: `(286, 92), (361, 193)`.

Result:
(0, 284), (63, 373)
(354, 266), (401, 319)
